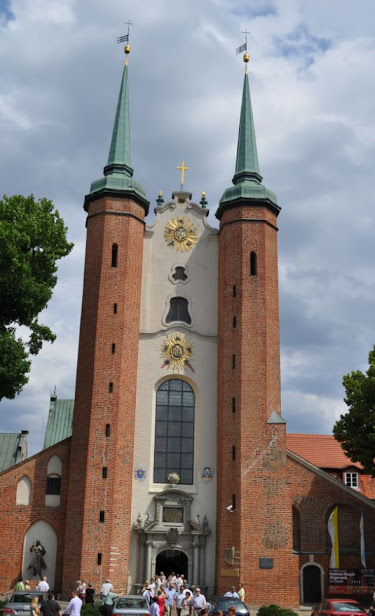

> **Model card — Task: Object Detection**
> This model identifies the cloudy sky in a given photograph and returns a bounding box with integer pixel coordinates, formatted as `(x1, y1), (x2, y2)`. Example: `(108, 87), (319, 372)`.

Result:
(1, 0), (375, 456)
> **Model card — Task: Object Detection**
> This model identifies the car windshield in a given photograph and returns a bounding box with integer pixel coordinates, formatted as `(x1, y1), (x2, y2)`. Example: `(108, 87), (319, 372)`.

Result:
(116, 599), (149, 609)
(215, 601), (247, 613)
(10, 595), (40, 604)
(331, 604), (365, 613)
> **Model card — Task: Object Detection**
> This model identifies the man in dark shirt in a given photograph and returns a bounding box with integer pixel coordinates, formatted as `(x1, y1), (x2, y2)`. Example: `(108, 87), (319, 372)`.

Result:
(85, 585), (95, 605)
(40, 593), (62, 616)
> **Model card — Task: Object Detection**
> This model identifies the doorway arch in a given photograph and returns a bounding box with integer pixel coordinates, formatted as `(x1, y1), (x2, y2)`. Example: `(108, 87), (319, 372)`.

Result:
(156, 550), (188, 578)
(302, 564), (323, 603)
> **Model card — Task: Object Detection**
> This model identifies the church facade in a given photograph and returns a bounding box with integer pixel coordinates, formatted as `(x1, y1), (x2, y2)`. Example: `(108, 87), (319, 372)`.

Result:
(1, 47), (375, 606)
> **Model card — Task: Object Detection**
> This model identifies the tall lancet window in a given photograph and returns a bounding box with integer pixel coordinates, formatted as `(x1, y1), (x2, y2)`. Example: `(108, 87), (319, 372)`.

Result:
(166, 297), (191, 324)
(154, 379), (195, 485)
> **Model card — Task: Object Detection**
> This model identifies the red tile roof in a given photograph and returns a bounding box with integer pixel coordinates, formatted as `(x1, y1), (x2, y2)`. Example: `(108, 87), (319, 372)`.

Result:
(286, 433), (363, 470)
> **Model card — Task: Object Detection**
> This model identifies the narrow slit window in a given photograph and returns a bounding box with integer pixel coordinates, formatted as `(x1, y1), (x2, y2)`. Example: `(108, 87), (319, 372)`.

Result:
(232, 494), (236, 510)
(105, 424), (110, 437)
(233, 285), (236, 297)
(232, 397), (236, 413)
(233, 316), (236, 328)
(109, 382), (113, 394)
(113, 303), (117, 314)
(250, 251), (257, 276)
(111, 243), (118, 267)
(97, 553), (102, 565)
(99, 511), (105, 523)
(232, 354), (236, 369)
(102, 467), (108, 479)
(232, 446), (236, 461)
(166, 297), (191, 324)
(111, 343), (116, 354)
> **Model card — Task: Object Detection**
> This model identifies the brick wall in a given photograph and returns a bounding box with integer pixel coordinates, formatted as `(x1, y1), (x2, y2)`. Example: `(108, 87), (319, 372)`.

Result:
(0, 439), (70, 594)
(216, 203), (300, 606)
(62, 194), (146, 597)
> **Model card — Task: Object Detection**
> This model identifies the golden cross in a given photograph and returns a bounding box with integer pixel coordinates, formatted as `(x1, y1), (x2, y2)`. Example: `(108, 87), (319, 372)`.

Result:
(177, 160), (190, 189)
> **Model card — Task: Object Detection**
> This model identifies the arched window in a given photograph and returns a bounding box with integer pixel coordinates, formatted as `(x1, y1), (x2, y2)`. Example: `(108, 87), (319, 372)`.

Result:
(250, 251), (257, 276)
(45, 455), (62, 507)
(166, 297), (191, 324)
(111, 243), (118, 267)
(154, 379), (195, 485)
(16, 476), (31, 506)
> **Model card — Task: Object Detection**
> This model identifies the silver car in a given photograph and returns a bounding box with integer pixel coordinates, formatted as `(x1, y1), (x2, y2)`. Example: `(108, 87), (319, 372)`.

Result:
(112, 595), (150, 616)
(3, 592), (44, 616)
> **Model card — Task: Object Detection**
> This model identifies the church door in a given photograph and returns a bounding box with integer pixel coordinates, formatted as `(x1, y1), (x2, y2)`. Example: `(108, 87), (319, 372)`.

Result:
(155, 550), (188, 578)
(303, 565), (322, 603)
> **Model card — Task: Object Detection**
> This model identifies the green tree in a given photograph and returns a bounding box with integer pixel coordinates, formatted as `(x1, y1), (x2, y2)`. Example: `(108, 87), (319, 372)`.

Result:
(0, 194), (73, 400)
(333, 345), (375, 476)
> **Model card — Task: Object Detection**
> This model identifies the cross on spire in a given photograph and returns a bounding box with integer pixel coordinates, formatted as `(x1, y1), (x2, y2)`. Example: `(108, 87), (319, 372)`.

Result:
(177, 161), (190, 190)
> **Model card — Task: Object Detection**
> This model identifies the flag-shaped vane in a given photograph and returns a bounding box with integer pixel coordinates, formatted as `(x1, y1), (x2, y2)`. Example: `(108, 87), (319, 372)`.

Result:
(236, 42), (247, 55)
(117, 34), (129, 44)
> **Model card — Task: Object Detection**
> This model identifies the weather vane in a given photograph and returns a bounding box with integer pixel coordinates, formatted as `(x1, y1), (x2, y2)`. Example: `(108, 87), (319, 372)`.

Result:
(117, 20), (133, 65)
(236, 29), (250, 72)
(177, 161), (190, 190)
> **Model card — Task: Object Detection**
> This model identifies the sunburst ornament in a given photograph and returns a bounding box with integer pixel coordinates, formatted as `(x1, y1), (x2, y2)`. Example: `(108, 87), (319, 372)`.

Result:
(161, 332), (195, 373)
(164, 216), (198, 252)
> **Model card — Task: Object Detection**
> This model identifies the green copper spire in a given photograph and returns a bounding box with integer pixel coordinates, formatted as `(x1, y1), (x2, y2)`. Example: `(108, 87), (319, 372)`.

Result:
(216, 61), (279, 220)
(85, 52), (148, 213)
(233, 71), (262, 185)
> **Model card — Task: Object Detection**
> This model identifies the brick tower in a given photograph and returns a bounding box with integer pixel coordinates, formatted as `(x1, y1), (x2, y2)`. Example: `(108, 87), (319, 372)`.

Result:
(215, 54), (299, 604)
(62, 46), (149, 594)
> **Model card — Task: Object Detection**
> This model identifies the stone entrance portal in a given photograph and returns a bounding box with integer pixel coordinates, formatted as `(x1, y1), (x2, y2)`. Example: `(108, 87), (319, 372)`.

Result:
(133, 488), (210, 588)
(156, 549), (188, 578)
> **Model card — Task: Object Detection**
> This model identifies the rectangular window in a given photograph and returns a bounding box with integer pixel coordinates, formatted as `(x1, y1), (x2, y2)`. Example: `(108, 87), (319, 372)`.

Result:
(232, 397), (236, 413)
(232, 354), (236, 369)
(344, 472), (359, 488)
(105, 424), (110, 437)
(113, 303), (117, 314)
(233, 316), (236, 328)
(232, 494), (236, 510)
(99, 511), (105, 523)
(102, 467), (108, 479)
(232, 446), (236, 461)
(233, 285), (236, 297)
(111, 343), (116, 354)
(97, 553), (102, 565)
(109, 382), (113, 394)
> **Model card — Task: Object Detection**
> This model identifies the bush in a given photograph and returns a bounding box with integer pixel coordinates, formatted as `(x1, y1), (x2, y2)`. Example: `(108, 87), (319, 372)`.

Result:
(257, 605), (299, 616)
(81, 604), (101, 616)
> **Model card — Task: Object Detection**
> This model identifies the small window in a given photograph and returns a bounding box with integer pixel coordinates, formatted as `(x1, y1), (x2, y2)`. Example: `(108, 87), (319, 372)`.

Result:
(109, 382), (113, 394)
(112, 343), (116, 354)
(97, 553), (102, 565)
(250, 251), (257, 276)
(232, 354), (236, 369)
(172, 267), (187, 282)
(114, 303), (117, 314)
(105, 424), (110, 437)
(232, 494), (236, 510)
(166, 297), (191, 324)
(233, 316), (236, 328)
(102, 467), (108, 479)
(46, 475), (61, 495)
(111, 243), (118, 267)
(232, 446), (236, 461)
(233, 285), (236, 297)
(232, 397), (236, 413)
(99, 511), (105, 523)
(344, 472), (359, 488)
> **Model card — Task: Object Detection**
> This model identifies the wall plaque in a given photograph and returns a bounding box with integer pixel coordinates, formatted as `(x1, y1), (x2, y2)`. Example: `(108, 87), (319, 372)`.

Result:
(259, 558), (274, 569)
(163, 507), (183, 523)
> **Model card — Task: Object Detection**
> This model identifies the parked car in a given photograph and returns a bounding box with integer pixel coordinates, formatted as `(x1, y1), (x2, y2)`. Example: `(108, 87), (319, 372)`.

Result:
(112, 595), (150, 616)
(210, 598), (250, 616)
(3, 592), (44, 616)
(312, 599), (367, 616)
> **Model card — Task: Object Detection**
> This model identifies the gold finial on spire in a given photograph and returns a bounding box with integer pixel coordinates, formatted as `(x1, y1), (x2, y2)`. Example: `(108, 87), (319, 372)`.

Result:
(177, 160), (190, 190)
(236, 29), (250, 73)
(117, 19), (133, 66)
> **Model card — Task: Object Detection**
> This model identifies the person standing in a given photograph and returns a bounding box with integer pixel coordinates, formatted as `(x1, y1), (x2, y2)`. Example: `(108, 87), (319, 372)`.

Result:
(176, 586), (191, 616)
(192, 589), (206, 616)
(40, 593), (62, 616)
(224, 587), (239, 599)
(165, 582), (176, 616)
(85, 584), (95, 605)
(103, 589), (119, 616)
(150, 598), (160, 616)
(24, 581), (31, 590)
(15, 578), (25, 591)
(63, 591), (82, 616)
(238, 584), (245, 603)
(30, 596), (40, 616)
(100, 580), (113, 601)
(157, 588), (166, 616)
(36, 577), (49, 592)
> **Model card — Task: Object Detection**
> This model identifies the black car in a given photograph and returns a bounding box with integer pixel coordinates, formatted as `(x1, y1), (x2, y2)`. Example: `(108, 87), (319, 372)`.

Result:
(211, 598), (250, 616)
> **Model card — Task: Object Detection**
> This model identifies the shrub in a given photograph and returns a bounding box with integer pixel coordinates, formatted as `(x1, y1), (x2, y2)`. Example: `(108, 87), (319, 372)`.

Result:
(257, 605), (299, 616)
